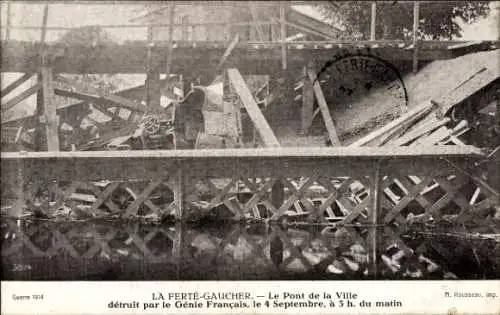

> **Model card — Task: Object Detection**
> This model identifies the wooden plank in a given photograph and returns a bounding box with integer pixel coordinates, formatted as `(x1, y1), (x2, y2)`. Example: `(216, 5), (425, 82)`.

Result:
(0, 72), (34, 99)
(370, 160), (383, 224)
(1, 83), (40, 111)
(173, 168), (184, 221)
(496, 88), (500, 136)
(164, 4), (175, 83)
(279, 1), (287, 70)
(1, 146), (484, 160)
(370, 2), (376, 41)
(5, 1), (11, 40)
(285, 33), (306, 42)
(40, 67), (59, 151)
(412, 1), (420, 73)
(227, 68), (280, 147)
(215, 34), (240, 74)
(435, 68), (499, 114)
(414, 126), (450, 146)
(301, 62), (314, 135)
(349, 101), (433, 147)
(39, 3), (49, 63)
(307, 69), (341, 146)
(390, 117), (451, 146)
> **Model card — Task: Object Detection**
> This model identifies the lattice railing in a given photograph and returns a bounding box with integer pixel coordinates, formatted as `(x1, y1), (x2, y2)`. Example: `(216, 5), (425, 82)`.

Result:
(1, 220), (179, 265)
(1, 147), (497, 225)
(3, 219), (485, 279)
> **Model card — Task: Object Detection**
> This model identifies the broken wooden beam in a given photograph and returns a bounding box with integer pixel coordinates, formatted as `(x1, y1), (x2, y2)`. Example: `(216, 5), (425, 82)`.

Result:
(412, 1), (420, 73)
(40, 67), (59, 151)
(307, 69), (341, 146)
(227, 68), (280, 148)
(349, 101), (434, 147)
(389, 116), (451, 146)
(52, 79), (145, 113)
(0, 72), (35, 100)
(279, 1), (287, 70)
(434, 67), (499, 115)
(413, 126), (451, 146)
(215, 33), (240, 76)
(1, 82), (40, 112)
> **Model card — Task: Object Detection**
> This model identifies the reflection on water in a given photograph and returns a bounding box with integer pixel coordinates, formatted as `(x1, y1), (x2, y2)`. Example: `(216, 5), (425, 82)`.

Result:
(1, 219), (499, 280)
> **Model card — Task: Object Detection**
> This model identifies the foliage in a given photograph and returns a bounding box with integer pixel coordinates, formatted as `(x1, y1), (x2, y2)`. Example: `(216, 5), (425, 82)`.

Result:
(58, 25), (117, 45)
(57, 26), (120, 93)
(317, 1), (491, 40)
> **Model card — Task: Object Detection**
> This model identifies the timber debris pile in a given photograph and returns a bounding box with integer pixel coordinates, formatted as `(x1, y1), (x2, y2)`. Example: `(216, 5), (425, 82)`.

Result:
(1, 47), (499, 226)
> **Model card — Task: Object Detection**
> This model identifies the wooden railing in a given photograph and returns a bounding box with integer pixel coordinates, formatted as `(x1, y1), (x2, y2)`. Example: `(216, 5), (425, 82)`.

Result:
(1, 146), (497, 226)
(2, 219), (495, 280)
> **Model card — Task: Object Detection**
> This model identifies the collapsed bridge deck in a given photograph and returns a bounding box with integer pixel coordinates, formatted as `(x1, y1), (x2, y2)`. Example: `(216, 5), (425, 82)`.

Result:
(2, 40), (499, 74)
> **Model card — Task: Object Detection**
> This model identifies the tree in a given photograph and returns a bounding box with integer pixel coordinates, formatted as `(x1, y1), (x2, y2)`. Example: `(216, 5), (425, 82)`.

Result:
(317, 1), (491, 40)
(57, 26), (121, 93)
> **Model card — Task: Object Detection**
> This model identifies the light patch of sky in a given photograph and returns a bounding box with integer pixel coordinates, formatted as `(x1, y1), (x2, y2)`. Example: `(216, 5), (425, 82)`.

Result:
(1, 2), (498, 41)
(0, 2), (150, 42)
(292, 3), (500, 40)
(459, 1), (499, 40)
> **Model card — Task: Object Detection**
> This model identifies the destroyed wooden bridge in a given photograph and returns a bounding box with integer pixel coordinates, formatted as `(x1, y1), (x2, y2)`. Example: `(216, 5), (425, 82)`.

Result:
(1, 2), (499, 227)
(1, 146), (498, 226)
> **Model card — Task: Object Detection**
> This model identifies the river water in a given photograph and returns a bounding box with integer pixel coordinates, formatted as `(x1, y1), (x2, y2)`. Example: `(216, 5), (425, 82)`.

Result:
(1, 219), (499, 280)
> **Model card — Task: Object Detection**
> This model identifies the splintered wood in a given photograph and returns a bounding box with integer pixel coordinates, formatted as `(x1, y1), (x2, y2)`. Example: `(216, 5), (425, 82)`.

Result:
(227, 68), (280, 148)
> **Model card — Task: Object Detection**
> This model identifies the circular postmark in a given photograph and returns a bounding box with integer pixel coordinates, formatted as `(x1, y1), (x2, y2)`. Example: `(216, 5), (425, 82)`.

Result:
(313, 49), (409, 141)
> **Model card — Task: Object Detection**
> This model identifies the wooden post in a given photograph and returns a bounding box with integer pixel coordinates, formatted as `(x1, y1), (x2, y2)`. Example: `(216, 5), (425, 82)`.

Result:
(146, 26), (153, 108)
(172, 222), (184, 278)
(146, 26), (161, 113)
(40, 2), (49, 64)
(412, 1), (420, 73)
(164, 4), (175, 87)
(279, 1), (287, 70)
(301, 61), (314, 135)
(0, 72), (35, 99)
(495, 87), (500, 135)
(173, 166), (184, 221)
(40, 67), (59, 151)
(370, 159), (383, 225)
(369, 159), (382, 279)
(35, 0), (50, 151)
(5, 1), (11, 40)
(367, 227), (379, 279)
(370, 2), (377, 40)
